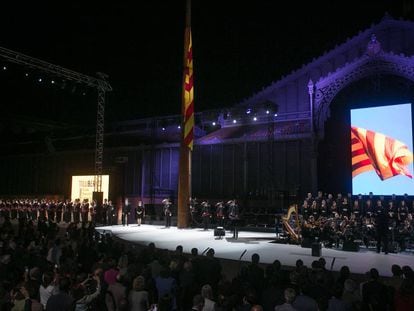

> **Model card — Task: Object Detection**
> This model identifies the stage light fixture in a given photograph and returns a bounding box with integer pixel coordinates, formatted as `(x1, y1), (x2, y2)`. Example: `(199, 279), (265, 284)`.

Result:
(2, 66), (6, 70)
(233, 119), (237, 124)
(253, 117), (257, 121)
(246, 108), (252, 114)
(178, 125), (181, 129)
(266, 110), (270, 115)
(274, 113), (278, 117)
(38, 78), (42, 82)
(162, 127), (166, 131)
(25, 73), (29, 77)
(51, 80), (55, 84)
(212, 122), (216, 126)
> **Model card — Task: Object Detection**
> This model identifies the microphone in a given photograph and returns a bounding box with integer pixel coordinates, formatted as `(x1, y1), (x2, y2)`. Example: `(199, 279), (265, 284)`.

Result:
(330, 257), (336, 271)
(239, 249), (247, 261)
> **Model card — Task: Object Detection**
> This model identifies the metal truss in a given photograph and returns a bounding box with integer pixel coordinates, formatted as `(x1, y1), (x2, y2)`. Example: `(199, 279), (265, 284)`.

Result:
(0, 46), (112, 192)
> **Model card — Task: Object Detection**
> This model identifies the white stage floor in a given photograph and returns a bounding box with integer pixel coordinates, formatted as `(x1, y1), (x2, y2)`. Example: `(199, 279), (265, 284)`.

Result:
(95, 224), (413, 277)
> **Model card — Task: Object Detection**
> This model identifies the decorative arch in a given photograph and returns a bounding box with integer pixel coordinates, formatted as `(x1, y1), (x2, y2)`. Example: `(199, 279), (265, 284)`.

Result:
(313, 53), (414, 137)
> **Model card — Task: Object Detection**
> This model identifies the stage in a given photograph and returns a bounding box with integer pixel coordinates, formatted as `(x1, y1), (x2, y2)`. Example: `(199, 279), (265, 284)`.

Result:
(95, 224), (413, 277)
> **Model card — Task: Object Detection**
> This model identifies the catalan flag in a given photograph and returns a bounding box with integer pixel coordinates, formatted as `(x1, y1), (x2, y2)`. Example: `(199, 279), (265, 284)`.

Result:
(351, 126), (413, 180)
(183, 24), (194, 150)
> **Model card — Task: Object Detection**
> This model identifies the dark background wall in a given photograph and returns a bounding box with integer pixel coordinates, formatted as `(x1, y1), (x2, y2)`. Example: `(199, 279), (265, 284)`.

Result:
(0, 138), (312, 209)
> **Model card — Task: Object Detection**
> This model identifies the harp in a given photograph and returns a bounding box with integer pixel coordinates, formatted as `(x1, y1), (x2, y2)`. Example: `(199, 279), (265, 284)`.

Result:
(282, 204), (301, 241)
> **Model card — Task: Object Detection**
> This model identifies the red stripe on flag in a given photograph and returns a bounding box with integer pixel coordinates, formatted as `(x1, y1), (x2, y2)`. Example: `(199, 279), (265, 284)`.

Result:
(185, 75), (193, 91)
(352, 148), (366, 157)
(185, 101), (194, 119)
(184, 128), (193, 146)
(352, 159), (372, 171)
(351, 137), (360, 145)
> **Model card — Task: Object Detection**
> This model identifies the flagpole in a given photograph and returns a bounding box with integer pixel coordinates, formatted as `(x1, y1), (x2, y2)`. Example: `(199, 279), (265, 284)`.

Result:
(177, 0), (193, 228)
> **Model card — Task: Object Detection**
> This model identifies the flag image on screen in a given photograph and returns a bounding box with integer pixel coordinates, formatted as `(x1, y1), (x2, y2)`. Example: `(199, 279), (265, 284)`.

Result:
(350, 103), (414, 195)
(351, 126), (413, 180)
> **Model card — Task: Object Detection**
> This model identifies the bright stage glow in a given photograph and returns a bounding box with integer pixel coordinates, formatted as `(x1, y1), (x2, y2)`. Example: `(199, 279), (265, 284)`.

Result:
(350, 103), (413, 195)
(71, 175), (109, 202)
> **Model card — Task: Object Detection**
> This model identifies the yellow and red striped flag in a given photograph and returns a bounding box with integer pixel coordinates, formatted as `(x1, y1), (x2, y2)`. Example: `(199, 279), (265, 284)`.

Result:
(351, 126), (413, 180)
(183, 26), (194, 150)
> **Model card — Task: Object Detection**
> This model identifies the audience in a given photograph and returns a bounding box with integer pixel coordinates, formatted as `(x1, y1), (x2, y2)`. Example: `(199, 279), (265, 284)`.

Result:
(0, 197), (413, 311)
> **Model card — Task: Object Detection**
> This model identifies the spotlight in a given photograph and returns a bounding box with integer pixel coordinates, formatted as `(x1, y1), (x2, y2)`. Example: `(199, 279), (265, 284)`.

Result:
(38, 78), (42, 82)
(178, 125), (181, 129)
(162, 127), (166, 131)
(253, 117), (257, 121)
(274, 113), (278, 117)
(51, 80), (55, 84)
(25, 73), (29, 77)
(266, 110), (270, 115)
(212, 122), (216, 126)
(246, 108), (252, 114)
(233, 119), (237, 124)
(2, 66), (6, 70)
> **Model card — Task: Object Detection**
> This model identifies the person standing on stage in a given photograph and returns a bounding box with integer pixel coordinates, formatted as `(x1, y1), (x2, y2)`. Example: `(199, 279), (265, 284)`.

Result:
(215, 201), (225, 227)
(228, 199), (240, 239)
(375, 206), (390, 254)
(122, 198), (131, 226)
(101, 199), (108, 225)
(163, 198), (172, 228)
(135, 201), (145, 226)
(81, 199), (89, 223)
(109, 200), (117, 225)
(201, 201), (211, 230)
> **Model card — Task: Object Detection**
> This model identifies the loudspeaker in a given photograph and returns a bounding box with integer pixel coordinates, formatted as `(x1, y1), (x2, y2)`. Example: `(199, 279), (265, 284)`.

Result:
(214, 227), (225, 238)
(311, 242), (321, 257)
(93, 192), (104, 206)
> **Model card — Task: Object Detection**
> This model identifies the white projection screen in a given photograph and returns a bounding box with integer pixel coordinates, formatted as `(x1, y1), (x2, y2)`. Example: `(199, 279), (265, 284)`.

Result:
(71, 175), (109, 202)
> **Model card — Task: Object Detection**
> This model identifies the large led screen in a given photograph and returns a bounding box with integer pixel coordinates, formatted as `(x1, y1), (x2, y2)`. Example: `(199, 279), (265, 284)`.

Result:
(350, 103), (413, 195)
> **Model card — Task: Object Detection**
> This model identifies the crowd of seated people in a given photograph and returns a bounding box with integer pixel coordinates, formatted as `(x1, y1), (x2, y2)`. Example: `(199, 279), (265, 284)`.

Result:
(289, 191), (414, 253)
(0, 197), (413, 310)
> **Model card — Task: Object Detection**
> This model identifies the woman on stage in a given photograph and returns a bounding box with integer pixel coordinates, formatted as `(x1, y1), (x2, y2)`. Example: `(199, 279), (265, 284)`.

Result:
(135, 201), (145, 226)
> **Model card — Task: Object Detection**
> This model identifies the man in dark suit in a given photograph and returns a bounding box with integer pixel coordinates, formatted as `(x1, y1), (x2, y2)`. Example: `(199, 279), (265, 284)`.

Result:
(122, 198), (131, 226)
(228, 200), (240, 239)
(375, 206), (389, 254)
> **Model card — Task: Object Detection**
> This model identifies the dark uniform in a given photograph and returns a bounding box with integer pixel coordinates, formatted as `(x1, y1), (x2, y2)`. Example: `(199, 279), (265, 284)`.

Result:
(201, 201), (211, 230)
(109, 201), (117, 225)
(228, 200), (239, 239)
(122, 200), (131, 226)
(163, 199), (172, 228)
(135, 202), (144, 226)
(375, 207), (389, 254)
